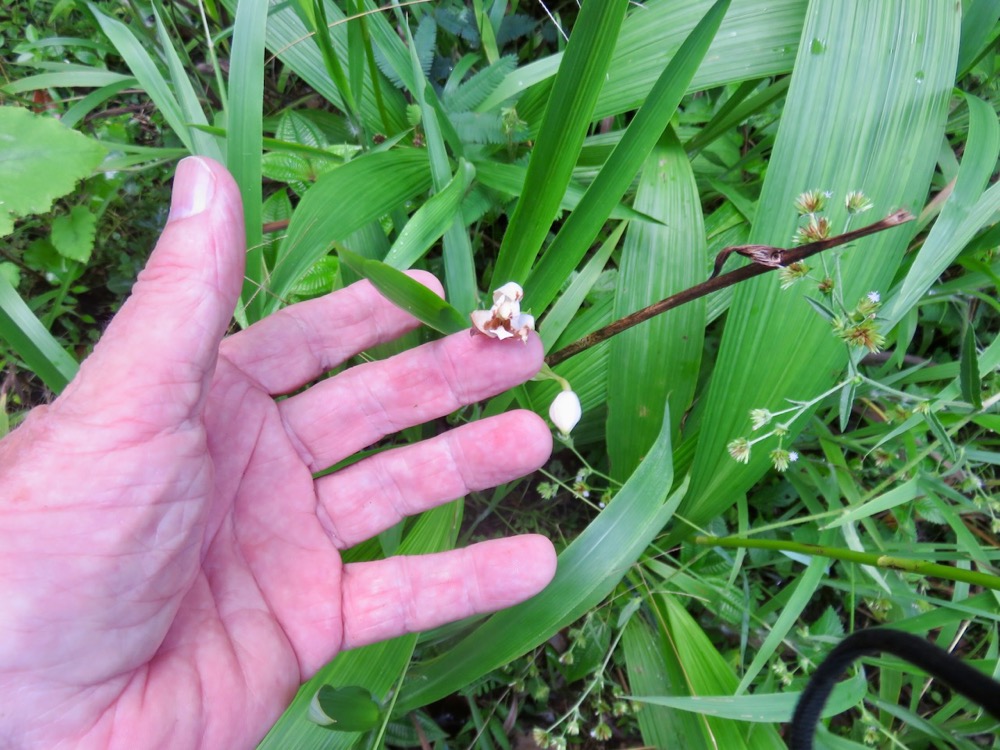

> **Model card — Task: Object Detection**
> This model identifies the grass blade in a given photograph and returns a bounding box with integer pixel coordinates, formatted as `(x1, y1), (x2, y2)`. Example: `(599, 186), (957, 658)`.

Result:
(960, 323), (983, 409)
(228, 0), (268, 322)
(0, 276), (78, 392)
(488, 0), (630, 288)
(337, 248), (468, 335)
(261, 149), (432, 316)
(524, 0), (731, 314)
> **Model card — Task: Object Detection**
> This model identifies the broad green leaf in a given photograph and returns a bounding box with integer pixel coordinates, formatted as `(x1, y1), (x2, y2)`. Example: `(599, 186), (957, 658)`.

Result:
(523, 0), (732, 315)
(0, 106), (106, 237)
(957, 0), (1000, 75)
(50, 206), (97, 263)
(472, 160), (651, 223)
(539, 222), (626, 350)
(405, 27), (476, 313)
(219, 0), (409, 134)
(337, 248), (468, 335)
(960, 323), (983, 409)
(150, 4), (224, 161)
(382, 159), (476, 271)
(0, 69), (133, 94)
(394, 404), (681, 713)
(262, 149), (432, 316)
(607, 128), (706, 479)
(60, 78), (138, 130)
(677, 2), (961, 536)
(489, 0), (630, 288)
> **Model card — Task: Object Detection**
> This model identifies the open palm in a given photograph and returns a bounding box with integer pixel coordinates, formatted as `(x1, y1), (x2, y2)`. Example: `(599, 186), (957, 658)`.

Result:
(0, 158), (556, 749)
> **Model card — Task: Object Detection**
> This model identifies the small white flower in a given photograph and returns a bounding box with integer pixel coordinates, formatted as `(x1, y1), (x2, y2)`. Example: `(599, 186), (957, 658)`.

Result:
(866, 290), (880, 304)
(549, 389), (582, 436)
(750, 408), (772, 430)
(727, 437), (751, 464)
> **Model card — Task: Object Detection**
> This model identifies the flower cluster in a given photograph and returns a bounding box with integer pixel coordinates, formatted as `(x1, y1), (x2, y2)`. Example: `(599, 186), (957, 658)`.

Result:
(726, 411), (800, 472)
(727, 190), (885, 471)
(792, 189), (833, 246)
(832, 290), (885, 353)
(470, 281), (536, 342)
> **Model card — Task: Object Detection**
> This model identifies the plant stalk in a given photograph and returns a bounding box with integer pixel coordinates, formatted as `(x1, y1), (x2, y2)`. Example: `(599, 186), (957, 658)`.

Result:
(545, 209), (915, 367)
(693, 534), (1000, 592)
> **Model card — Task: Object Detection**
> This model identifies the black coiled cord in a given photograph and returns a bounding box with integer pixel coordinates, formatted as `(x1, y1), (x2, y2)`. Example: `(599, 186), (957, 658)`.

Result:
(789, 629), (1000, 749)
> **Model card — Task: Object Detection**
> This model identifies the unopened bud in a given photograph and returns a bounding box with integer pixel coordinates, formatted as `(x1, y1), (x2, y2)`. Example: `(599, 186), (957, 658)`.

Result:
(549, 389), (582, 436)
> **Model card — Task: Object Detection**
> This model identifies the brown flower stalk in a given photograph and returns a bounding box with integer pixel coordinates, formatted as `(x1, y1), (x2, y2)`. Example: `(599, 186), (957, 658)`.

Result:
(544, 209), (915, 368)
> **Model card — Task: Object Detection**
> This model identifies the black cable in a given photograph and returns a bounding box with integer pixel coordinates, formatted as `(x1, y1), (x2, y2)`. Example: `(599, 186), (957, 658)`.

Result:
(789, 628), (1000, 750)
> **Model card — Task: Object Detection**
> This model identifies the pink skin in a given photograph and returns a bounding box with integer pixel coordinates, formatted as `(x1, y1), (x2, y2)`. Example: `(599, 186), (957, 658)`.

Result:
(0, 157), (556, 749)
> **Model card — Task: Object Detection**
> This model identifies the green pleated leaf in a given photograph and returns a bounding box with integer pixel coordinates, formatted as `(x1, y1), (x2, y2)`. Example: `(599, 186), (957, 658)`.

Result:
(623, 615), (705, 747)
(394, 404), (681, 713)
(338, 248), (468, 335)
(262, 149), (432, 316)
(883, 93), (1000, 328)
(607, 128), (706, 479)
(676, 2), (961, 535)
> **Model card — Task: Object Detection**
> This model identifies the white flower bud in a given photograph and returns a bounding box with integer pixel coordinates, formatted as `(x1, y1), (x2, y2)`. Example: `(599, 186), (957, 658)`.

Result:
(549, 389), (582, 436)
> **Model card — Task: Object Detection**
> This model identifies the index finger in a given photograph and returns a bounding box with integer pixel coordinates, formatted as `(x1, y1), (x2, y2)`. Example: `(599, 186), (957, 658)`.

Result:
(220, 272), (444, 395)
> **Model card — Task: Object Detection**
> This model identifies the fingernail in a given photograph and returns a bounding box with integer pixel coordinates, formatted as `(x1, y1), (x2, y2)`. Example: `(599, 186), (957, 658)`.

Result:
(168, 156), (215, 222)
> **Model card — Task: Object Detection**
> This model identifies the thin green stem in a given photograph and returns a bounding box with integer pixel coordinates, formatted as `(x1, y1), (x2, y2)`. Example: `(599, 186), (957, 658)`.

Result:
(693, 535), (1000, 591)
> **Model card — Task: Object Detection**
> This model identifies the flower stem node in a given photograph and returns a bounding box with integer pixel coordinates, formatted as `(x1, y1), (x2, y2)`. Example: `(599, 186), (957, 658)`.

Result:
(470, 281), (535, 342)
(549, 389), (582, 437)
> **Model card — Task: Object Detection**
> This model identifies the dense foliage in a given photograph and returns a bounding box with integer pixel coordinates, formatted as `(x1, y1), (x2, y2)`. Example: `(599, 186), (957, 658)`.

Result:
(2, 0), (999, 747)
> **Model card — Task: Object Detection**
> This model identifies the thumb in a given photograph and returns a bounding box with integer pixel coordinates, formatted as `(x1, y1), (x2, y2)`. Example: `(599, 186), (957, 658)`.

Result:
(61, 156), (246, 425)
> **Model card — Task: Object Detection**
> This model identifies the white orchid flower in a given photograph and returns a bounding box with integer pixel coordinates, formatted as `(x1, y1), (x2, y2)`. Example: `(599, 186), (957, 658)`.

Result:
(470, 282), (535, 342)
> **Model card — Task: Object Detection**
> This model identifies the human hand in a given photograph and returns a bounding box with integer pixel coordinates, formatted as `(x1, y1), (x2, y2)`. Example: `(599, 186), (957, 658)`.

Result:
(0, 157), (556, 749)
